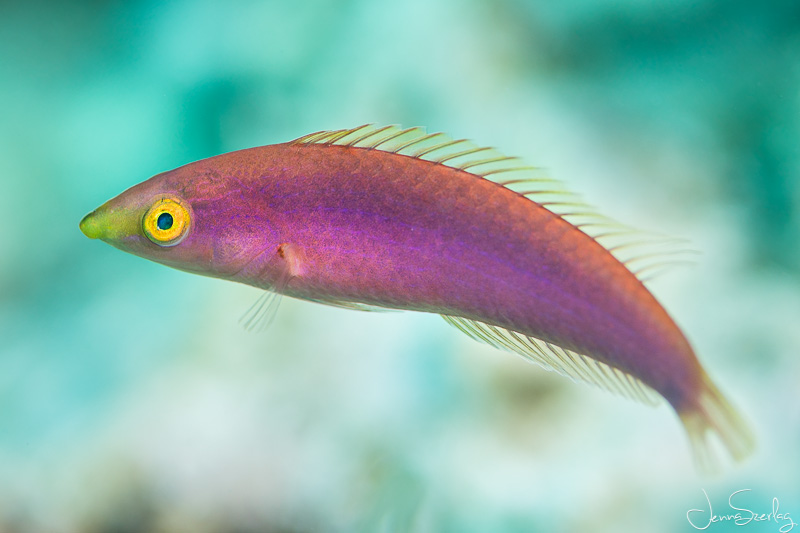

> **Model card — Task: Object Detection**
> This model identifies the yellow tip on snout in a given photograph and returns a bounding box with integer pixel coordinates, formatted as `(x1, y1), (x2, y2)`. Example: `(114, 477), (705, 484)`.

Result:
(79, 211), (103, 239)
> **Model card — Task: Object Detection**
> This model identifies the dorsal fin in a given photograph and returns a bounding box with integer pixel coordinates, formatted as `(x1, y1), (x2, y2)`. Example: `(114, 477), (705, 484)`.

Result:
(442, 315), (660, 405)
(292, 125), (695, 282)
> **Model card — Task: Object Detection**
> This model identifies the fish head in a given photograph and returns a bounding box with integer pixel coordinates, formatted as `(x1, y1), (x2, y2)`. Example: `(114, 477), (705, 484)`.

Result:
(80, 158), (282, 281)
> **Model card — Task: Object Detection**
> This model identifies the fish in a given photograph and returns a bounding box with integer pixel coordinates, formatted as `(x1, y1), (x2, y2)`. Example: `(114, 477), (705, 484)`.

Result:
(79, 124), (754, 471)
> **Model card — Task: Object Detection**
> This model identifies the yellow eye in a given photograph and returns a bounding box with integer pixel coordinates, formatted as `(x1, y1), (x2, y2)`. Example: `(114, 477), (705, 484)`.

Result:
(143, 198), (191, 246)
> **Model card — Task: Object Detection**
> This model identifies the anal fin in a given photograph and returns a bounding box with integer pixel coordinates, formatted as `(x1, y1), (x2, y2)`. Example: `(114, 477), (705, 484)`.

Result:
(442, 315), (660, 406)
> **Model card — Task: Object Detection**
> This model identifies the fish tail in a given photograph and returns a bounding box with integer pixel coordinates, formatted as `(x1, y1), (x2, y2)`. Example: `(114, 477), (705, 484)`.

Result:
(678, 371), (755, 474)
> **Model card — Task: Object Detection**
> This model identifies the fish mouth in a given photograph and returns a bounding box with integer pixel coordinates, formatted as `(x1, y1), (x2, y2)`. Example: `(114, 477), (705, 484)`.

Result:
(79, 203), (141, 243)
(79, 210), (103, 239)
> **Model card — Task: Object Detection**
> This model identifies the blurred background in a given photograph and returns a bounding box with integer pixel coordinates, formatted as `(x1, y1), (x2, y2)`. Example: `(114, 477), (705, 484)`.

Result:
(1, 0), (799, 531)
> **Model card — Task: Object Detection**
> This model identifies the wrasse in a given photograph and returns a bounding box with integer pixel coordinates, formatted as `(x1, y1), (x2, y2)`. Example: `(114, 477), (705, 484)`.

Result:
(80, 125), (754, 470)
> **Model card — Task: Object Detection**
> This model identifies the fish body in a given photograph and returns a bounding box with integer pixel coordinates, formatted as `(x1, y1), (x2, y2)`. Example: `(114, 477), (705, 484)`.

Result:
(80, 125), (753, 469)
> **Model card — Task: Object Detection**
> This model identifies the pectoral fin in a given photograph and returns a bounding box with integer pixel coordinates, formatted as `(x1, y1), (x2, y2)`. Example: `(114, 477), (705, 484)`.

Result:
(239, 242), (304, 332)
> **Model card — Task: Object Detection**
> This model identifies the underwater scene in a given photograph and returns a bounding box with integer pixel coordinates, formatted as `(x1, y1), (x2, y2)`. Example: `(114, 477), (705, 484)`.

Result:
(1, 0), (799, 531)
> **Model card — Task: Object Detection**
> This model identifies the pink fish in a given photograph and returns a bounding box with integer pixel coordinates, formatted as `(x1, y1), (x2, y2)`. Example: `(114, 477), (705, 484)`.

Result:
(80, 125), (754, 470)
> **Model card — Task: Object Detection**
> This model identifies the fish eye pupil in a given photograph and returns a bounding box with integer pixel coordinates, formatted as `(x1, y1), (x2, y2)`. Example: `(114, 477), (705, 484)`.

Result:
(157, 212), (174, 230)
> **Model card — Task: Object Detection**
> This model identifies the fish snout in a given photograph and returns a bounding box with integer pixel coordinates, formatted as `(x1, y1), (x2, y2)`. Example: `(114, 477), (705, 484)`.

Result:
(79, 210), (104, 239)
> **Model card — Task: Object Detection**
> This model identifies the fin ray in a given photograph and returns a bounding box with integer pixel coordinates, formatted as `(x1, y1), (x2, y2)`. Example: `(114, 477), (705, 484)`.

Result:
(679, 373), (756, 473)
(240, 290), (283, 332)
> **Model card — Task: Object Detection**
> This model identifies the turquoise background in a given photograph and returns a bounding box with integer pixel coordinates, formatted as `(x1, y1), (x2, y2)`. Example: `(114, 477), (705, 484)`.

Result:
(1, 1), (798, 531)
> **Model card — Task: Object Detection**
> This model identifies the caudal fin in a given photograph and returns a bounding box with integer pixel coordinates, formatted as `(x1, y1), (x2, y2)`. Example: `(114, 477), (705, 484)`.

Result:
(679, 373), (755, 474)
